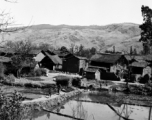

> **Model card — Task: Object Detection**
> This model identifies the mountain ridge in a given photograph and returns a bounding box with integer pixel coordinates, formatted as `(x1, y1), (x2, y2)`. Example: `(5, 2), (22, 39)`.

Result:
(0, 23), (143, 53)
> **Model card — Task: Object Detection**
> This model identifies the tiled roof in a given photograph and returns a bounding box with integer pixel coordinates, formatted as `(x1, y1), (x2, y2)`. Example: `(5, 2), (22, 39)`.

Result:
(125, 55), (152, 62)
(75, 56), (88, 60)
(29, 50), (41, 55)
(90, 53), (122, 64)
(88, 65), (108, 70)
(129, 61), (149, 68)
(44, 52), (62, 65)
(85, 67), (100, 73)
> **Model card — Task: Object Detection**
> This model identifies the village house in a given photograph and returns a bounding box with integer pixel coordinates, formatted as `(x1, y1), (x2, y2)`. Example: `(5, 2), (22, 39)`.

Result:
(124, 54), (152, 82)
(89, 53), (128, 80)
(62, 55), (88, 75)
(90, 53), (128, 73)
(38, 50), (62, 70)
(84, 67), (101, 80)
(129, 61), (151, 76)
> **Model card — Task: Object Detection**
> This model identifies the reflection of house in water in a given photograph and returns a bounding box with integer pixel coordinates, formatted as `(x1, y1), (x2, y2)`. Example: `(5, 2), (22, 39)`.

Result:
(89, 53), (128, 80)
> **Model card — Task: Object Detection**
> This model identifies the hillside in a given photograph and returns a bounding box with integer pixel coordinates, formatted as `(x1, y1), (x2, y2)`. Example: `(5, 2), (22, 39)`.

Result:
(0, 23), (142, 53)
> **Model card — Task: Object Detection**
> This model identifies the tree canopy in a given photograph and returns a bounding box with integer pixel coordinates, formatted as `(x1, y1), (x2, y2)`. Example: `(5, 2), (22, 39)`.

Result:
(139, 5), (152, 54)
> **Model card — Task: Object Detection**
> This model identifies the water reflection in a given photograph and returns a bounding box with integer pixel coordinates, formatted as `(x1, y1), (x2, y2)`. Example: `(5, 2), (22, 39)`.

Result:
(26, 92), (152, 120)
(116, 104), (133, 120)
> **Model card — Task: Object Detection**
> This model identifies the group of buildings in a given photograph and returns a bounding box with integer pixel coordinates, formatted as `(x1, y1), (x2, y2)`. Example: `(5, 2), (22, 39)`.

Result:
(0, 46), (152, 82)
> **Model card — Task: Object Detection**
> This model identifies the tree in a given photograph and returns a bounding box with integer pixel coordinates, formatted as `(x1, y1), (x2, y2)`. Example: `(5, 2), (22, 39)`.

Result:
(69, 43), (76, 54)
(90, 47), (96, 55)
(5, 40), (35, 77)
(139, 5), (152, 54)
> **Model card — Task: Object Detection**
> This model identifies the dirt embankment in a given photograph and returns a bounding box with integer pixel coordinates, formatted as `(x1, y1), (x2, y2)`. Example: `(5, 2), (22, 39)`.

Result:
(21, 89), (83, 118)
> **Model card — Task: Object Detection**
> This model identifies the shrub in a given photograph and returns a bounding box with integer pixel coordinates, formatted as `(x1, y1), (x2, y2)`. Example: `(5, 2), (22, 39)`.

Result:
(6, 74), (16, 83)
(28, 68), (47, 77)
(139, 74), (150, 84)
(35, 69), (42, 76)
(35, 68), (47, 76)
(28, 70), (36, 77)
(0, 90), (23, 120)
(55, 75), (70, 86)
(72, 77), (81, 87)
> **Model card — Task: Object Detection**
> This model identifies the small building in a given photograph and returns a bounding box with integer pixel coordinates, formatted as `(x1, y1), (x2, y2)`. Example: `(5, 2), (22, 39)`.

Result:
(85, 67), (101, 80)
(62, 55), (88, 75)
(129, 61), (151, 81)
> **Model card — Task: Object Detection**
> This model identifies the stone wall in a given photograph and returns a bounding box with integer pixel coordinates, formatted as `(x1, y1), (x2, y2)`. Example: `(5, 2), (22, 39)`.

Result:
(22, 90), (82, 119)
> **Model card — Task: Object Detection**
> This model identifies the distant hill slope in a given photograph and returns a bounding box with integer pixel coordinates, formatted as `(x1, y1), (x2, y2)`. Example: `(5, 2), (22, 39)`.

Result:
(0, 23), (142, 53)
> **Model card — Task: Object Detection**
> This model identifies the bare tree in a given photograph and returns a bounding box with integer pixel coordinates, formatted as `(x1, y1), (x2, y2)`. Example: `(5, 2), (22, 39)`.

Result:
(0, 0), (32, 45)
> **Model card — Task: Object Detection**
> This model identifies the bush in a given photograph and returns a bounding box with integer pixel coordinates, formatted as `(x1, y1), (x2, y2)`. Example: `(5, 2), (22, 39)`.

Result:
(28, 68), (47, 77)
(139, 74), (150, 84)
(72, 77), (81, 87)
(0, 90), (23, 120)
(28, 70), (36, 77)
(54, 75), (70, 86)
(35, 69), (42, 76)
(6, 74), (16, 83)
(35, 68), (47, 76)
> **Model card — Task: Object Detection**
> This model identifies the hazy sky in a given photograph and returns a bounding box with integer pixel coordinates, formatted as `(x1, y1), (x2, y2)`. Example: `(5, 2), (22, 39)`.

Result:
(1, 0), (152, 26)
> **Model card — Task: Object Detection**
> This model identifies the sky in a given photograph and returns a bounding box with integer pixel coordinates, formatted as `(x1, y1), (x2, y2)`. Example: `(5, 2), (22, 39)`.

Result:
(0, 0), (152, 26)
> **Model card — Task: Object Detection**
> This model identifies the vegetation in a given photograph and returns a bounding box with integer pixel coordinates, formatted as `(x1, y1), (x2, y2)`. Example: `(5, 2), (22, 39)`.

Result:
(139, 5), (152, 54)
(0, 90), (23, 120)
(5, 40), (36, 78)
(69, 44), (97, 58)
(0, 63), (6, 81)
(28, 68), (47, 77)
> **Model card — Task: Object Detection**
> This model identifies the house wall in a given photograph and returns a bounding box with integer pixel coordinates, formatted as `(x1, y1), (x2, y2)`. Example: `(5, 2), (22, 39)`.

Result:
(100, 72), (120, 81)
(143, 66), (151, 77)
(86, 70), (100, 80)
(62, 57), (79, 73)
(79, 59), (87, 70)
(86, 72), (95, 79)
(131, 67), (143, 74)
(95, 70), (100, 80)
(40, 57), (54, 70)
(90, 61), (111, 69)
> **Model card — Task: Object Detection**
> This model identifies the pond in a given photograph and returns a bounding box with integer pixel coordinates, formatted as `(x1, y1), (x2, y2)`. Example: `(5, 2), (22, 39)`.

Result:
(1, 84), (53, 100)
(26, 91), (152, 120)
